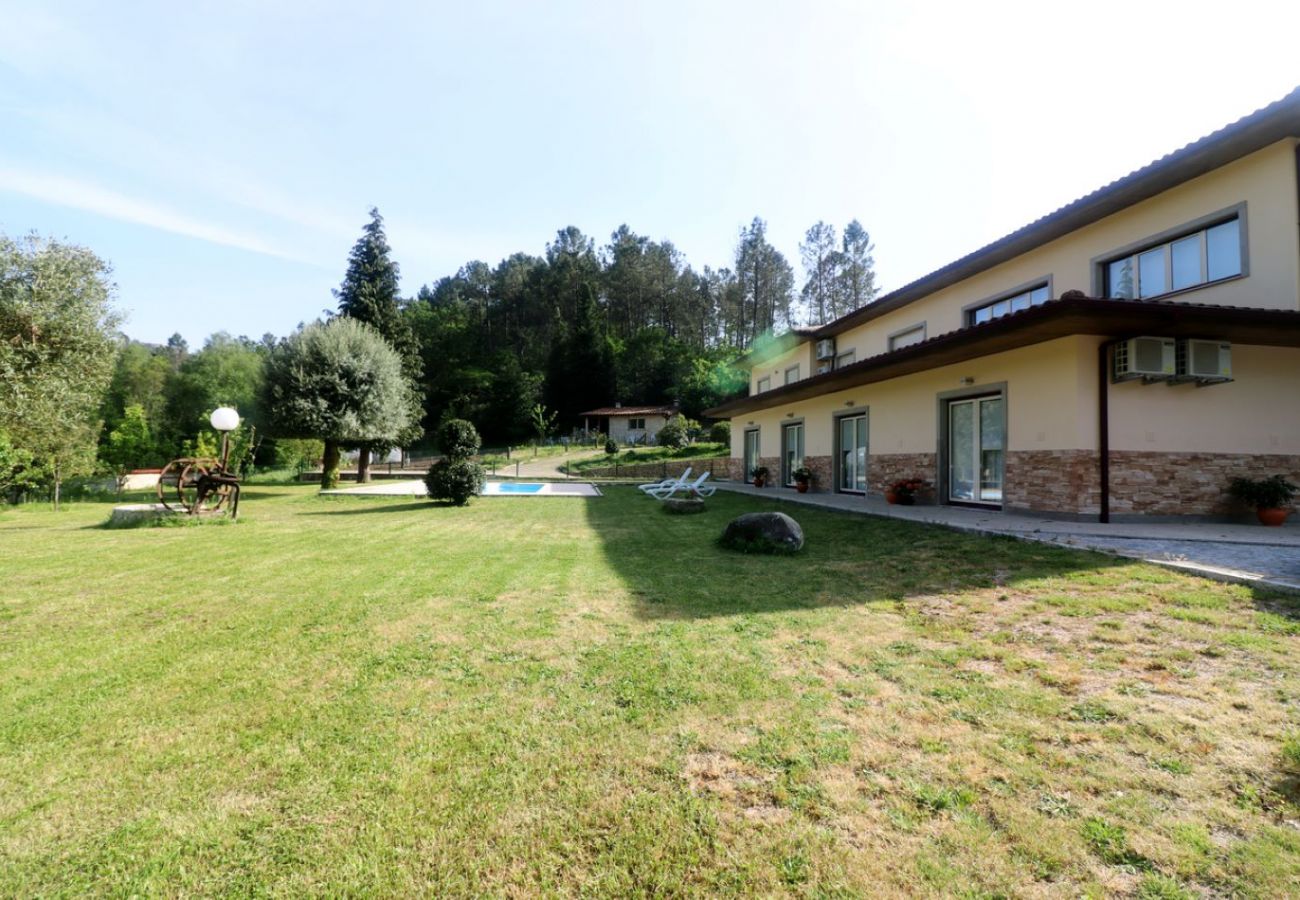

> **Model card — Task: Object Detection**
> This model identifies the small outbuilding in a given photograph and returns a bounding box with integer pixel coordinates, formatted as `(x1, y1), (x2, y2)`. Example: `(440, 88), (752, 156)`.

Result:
(579, 404), (677, 445)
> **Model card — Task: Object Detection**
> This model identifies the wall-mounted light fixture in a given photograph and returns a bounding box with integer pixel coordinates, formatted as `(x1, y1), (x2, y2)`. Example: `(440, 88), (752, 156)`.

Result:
(959, 376), (975, 386)
(845, 400), (855, 408)
(746, 421), (754, 426)
(786, 412), (794, 418)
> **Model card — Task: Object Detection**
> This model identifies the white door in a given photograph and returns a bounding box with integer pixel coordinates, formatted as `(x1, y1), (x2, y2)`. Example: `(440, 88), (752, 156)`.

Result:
(743, 429), (760, 482)
(782, 423), (804, 486)
(838, 414), (868, 493)
(948, 396), (1004, 504)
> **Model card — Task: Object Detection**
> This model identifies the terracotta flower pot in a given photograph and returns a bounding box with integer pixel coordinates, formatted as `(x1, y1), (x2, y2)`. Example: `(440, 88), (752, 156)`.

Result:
(752, 477), (765, 489)
(795, 481), (809, 493)
(885, 491), (899, 505)
(1257, 507), (1289, 527)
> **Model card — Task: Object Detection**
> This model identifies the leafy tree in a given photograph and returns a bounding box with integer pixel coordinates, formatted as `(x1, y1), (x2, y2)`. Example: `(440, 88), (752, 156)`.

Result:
(261, 318), (414, 490)
(101, 405), (158, 488)
(335, 207), (423, 480)
(272, 438), (324, 474)
(0, 430), (36, 502)
(708, 421), (731, 445)
(799, 221), (845, 325)
(838, 219), (879, 314)
(545, 283), (614, 426)
(160, 332), (265, 456)
(0, 233), (120, 508)
(735, 217), (794, 344)
(528, 404), (558, 446)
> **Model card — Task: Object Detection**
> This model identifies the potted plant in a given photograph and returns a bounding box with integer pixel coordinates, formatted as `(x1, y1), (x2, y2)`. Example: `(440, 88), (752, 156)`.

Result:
(791, 465), (814, 493)
(885, 478), (927, 506)
(1229, 474), (1298, 526)
(750, 465), (769, 488)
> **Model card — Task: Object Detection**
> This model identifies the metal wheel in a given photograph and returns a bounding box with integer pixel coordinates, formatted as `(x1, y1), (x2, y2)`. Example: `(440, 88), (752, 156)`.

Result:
(179, 460), (231, 514)
(156, 458), (192, 512)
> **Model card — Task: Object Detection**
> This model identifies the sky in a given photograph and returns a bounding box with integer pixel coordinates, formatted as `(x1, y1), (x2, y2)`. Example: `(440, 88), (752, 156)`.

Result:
(2, 0), (1298, 346)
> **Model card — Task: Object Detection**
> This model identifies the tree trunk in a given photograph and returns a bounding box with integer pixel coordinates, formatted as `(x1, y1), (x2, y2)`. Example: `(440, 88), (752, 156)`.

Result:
(321, 440), (341, 490)
(53, 458), (61, 512)
(357, 442), (371, 483)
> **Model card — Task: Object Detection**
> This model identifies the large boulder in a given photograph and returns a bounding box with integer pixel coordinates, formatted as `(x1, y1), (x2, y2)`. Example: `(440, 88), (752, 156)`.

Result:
(720, 511), (804, 553)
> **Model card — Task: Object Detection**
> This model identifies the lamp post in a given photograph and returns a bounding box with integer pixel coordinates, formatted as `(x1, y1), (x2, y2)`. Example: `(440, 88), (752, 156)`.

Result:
(210, 406), (240, 470)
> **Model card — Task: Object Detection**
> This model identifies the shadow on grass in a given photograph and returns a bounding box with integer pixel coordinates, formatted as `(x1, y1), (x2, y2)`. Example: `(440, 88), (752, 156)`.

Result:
(583, 485), (1201, 620)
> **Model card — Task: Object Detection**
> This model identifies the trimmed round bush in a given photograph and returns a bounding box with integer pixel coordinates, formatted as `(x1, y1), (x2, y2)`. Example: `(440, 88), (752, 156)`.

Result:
(708, 421), (731, 445)
(604, 438), (617, 455)
(425, 458), (486, 506)
(657, 414), (690, 450)
(437, 418), (481, 461)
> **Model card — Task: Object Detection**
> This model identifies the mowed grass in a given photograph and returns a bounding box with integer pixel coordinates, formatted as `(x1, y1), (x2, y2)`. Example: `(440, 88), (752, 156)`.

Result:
(1, 486), (1298, 896)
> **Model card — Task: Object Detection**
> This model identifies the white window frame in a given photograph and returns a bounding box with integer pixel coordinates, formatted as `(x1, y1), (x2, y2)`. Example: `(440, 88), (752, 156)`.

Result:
(888, 323), (926, 351)
(966, 280), (1050, 326)
(627, 417), (645, 430)
(1092, 203), (1248, 301)
(756, 376), (771, 393)
(835, 350), (856, 369)
(784, 364), (800, 385)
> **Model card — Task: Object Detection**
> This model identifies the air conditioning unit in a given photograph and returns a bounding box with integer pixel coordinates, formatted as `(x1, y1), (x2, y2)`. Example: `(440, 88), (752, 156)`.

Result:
(1177, 339), (1232, 384)
(1113, 336), (1176, 382)
(816, 363), (832, 376)
(815, 339), (836, 360)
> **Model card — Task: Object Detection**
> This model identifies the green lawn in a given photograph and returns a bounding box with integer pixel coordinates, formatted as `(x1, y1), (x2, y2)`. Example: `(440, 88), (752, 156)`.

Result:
(565, 442), (728, 474)
(2, 486), (1298, 896)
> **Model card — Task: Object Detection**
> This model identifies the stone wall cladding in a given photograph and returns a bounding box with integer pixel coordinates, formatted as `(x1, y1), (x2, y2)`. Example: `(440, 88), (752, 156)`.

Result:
(870, 453), (938, 502)
(1108, 452), (1300, 517)
(801, 455), (833, 492)
(1005, 450), (1100, 516)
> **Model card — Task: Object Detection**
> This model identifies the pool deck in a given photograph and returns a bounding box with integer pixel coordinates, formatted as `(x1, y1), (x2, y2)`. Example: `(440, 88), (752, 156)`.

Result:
(321, 480), (601, 497)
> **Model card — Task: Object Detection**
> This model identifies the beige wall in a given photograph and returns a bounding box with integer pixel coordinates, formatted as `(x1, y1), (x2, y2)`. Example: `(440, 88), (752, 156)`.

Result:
(731, 336), (1300, 461)
(750, 343), (814, 394)
(609, 413), (669, 442)
(751, 139), (1300, 386)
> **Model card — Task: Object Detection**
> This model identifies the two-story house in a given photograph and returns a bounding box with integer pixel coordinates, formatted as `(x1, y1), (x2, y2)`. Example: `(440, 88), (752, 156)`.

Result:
(705, 88), (1300, 521)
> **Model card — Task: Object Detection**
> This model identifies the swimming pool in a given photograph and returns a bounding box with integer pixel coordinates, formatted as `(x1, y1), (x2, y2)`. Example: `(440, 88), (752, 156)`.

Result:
(481, 481), (602, 497)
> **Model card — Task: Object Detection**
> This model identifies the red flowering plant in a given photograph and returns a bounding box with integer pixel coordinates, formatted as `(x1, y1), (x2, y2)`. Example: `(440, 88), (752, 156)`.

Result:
(888, 478), (928, 501)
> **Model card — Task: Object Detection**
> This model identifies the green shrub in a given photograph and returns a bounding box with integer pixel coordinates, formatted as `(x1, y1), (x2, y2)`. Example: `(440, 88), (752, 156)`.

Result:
(424, 459), (486, 506)
(657, 414), (690, 450)
(437, 419), (481, 461)
(604, 438), (617, 455)
(708, 421), (731, 445)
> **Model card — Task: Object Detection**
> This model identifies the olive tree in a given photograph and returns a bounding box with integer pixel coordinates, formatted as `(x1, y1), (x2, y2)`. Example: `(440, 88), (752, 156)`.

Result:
(261, 318), (414, 490)
(0, 233), (120, 508)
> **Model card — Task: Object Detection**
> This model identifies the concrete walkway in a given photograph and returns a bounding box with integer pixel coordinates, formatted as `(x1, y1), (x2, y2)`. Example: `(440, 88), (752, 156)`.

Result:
(715, 482), (1300, 592)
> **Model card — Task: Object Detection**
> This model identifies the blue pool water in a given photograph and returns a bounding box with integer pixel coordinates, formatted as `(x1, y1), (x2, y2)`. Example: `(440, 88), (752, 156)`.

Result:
(495, 483), (544, 494)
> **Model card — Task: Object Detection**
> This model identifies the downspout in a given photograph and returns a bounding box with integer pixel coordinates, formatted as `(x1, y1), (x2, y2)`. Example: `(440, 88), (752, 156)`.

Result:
(1098, 338), (1114, 524)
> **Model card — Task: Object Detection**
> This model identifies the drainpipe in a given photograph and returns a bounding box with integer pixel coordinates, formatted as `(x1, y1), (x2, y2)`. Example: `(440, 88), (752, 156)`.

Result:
(1098, 338), (1115, 524)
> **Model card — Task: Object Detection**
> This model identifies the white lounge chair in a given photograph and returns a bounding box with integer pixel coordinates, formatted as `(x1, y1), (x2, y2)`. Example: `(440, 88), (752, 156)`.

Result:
(639, 468), (691, 494)
(651, 471), (716, 499)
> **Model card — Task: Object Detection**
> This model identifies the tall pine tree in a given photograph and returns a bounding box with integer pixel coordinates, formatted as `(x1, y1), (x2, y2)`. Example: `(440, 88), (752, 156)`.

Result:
(335, 208), (423, 479)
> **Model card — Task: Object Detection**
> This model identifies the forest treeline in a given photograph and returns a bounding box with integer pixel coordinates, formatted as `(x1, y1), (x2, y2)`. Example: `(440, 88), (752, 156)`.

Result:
(1, 212), (878, 496)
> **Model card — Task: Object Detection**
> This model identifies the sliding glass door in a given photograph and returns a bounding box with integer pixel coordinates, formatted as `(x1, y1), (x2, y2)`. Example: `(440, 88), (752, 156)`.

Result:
(837, 414), (868, 493)
(947, 396), (1003, 505)
(743, 429), (760, 483)
(781, 423), (804, 486)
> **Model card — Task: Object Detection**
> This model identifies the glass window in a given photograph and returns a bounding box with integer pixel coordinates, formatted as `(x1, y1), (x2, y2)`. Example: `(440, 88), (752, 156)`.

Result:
(1171, 235), (1202, 290)
(968, 283), (1050, 325)
(756, 376), (770, 393)
(1138, 247), (1167, 298)
(835, 350), (855, 369)
(889, 325), (925, 350)
(785, 365), (800, 385)
(1206, 219), (1241, 281)
(1105, 216), (1242, 299)
(1108, 259), (1135, 299)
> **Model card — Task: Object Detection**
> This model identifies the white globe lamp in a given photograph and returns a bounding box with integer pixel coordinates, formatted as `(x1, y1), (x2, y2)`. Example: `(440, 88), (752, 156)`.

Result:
(210, 407), (240, 433)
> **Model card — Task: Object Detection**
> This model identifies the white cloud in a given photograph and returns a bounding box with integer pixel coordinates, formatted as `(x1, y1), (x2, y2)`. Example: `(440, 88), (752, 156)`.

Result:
(0, 166), (318, 263)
